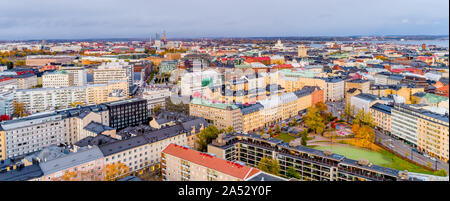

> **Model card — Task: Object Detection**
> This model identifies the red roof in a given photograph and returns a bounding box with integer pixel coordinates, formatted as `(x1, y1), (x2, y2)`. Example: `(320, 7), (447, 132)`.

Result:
(0, 77), (13, 82)
(162, 143), (260, 180)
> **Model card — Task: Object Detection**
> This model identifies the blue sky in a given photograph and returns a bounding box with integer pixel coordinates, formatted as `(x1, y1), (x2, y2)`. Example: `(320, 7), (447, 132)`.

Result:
(0, 0), (448, 40)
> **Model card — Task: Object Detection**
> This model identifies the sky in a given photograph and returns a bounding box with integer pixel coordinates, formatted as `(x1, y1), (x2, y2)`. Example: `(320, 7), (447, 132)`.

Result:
(0, 0), (448, 40)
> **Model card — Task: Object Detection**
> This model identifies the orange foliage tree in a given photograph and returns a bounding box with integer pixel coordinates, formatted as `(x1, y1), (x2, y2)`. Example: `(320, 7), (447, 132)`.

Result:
(104, 162), (130, 181)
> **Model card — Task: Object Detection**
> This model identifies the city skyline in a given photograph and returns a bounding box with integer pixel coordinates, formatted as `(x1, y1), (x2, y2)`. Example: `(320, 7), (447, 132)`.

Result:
(0, 0), (448, 40)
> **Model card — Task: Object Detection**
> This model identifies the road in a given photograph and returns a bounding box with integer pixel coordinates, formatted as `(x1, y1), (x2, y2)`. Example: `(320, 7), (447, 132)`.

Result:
(375, 130), (448, 173)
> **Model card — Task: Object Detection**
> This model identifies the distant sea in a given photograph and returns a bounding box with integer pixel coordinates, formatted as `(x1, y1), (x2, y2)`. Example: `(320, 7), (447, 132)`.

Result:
(310, 39), (449, 48)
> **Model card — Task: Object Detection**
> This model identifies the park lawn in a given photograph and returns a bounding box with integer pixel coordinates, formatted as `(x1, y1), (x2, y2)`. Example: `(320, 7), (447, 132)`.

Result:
(274, 133), (296, 143)
(313, 145), (437, 175)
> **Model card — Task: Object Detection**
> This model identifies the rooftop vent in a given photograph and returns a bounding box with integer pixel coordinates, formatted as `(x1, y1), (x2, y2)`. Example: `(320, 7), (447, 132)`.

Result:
(358, 159), (370, 166)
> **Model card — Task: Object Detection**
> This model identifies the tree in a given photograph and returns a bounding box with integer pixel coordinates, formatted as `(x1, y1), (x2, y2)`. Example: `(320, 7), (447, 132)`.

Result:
(257, 157), (280, 176)
(195, 125), (220, 152)
(341, 104), (354, 123)
(288, 118), (298, 127)
(286, 166), (301, 179)
(105, 162), (130, 181)
(300, 131), (308, 146)
(275, 124), (281, 134)
(153, 104), (162, 115)
(434, 169), (448, 177)
(303, 106), (325, 135)
(354, 125), (375, 148)
(13, 100), (27, 117)
(225, 126), (234, 133)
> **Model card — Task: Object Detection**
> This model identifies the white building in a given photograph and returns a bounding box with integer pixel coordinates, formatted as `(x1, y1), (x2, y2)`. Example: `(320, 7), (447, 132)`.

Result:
(142, 87), (171, 114)
(350, 93), (380, 115)
(42, 71), (70, 88)
(61, 66), (87, 86)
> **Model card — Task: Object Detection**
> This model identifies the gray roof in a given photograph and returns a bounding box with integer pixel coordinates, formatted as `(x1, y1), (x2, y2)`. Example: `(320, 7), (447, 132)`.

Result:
(246, 171), (288, 181)
(75, 134), (118, 148)
(99, 135), (148, 156)
(84, 121), (115, 134)
(353, 93), (379, 101)
(39, 146), (104, 175)
(0, 164), (43, 181)
(370, 103), (393, 114)
(117, 175), (143, 181)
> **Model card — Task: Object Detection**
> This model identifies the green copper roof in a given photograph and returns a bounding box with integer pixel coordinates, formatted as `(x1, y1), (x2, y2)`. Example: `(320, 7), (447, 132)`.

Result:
(422, 93), (449, 104)
(191, 98), (238, 110)
(280, 69), (315, 78)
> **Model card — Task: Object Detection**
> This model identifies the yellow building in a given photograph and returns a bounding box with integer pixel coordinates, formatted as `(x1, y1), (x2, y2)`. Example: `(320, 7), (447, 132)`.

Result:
(369, 103), (392, 134)
(345, 79), (370, 95)
(417, 112), (449, 162)
(189, 98), (242, 131)
(385, 86), (424, 104)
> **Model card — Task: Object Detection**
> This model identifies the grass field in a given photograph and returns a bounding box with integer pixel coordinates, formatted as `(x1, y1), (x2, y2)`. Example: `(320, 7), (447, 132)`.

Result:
(274, 133), (296, 143)
(312, 145), (436, 175)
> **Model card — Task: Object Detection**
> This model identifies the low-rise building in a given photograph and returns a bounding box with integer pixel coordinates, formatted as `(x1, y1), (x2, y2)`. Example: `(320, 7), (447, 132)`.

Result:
(161, 143), (262, 181)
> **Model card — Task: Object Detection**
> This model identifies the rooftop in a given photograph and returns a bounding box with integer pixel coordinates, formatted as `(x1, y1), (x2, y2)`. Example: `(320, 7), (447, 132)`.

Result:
(162, 143), (261, 180)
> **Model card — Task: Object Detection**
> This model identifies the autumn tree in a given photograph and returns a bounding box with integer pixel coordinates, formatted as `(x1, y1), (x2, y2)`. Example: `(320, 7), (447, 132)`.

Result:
(225, 126), (234, 134)
(153, 104), (162, 115)
(303, 106), (325, 135)
(105, 162), (130, 181)
(275, 124), (281, 134)
(13, 100), (27, 117)
(341, 104), (354, 123)
(195, 125), (220, 152)
(257, 157), (281, 176)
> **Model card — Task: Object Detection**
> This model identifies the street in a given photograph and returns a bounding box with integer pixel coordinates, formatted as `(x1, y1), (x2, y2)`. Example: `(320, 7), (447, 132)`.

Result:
(375, 130), (449, 173)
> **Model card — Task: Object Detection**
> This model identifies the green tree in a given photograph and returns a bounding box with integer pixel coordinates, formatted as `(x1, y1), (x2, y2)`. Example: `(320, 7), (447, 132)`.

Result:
(195, 125), (220, 152)
(434, 169), (448, 177)
(257, 157), (280, 176)
(301, 131), (308, 146)
(275, 124), (281, 134)
(225, 126), (234, 133)
(153, 104), (162, 115)
(303, 106), (325, 135)
(286, 166), (301, 179)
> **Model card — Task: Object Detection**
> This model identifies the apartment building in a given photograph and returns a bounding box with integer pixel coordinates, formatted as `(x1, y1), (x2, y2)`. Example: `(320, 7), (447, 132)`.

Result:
(142, 87), (171, 115)
(0, 91), (15, 116)
(391, 104), (422, 146)
(103, 98), (148, 130)
(417, 111), (449, 162)
(99, 118), (206, 173)
(161, 143), (261, 181)
(323, 77), (344, 101)
(42, 70), (70, 88)
(0, 113), (66, 160)
(370, 103), (393, 134)
(189, 98), (242, 131)
(15, 80), (128, 114)
(39, 146), (105, 181)
(208, 133), (410, 181)
(13, 73), (38, 89)
(350, 93), (381, 115)
(345, 79), (370, 96)
(0, 104), (110, 160)
(25, 55), (74, 66)
(93, 61), (133, 88)
(60, 66), (87, 86)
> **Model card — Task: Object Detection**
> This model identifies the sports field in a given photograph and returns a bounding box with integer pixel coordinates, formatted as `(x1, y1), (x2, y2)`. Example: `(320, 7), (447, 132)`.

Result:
(312, 145), (436, 175)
